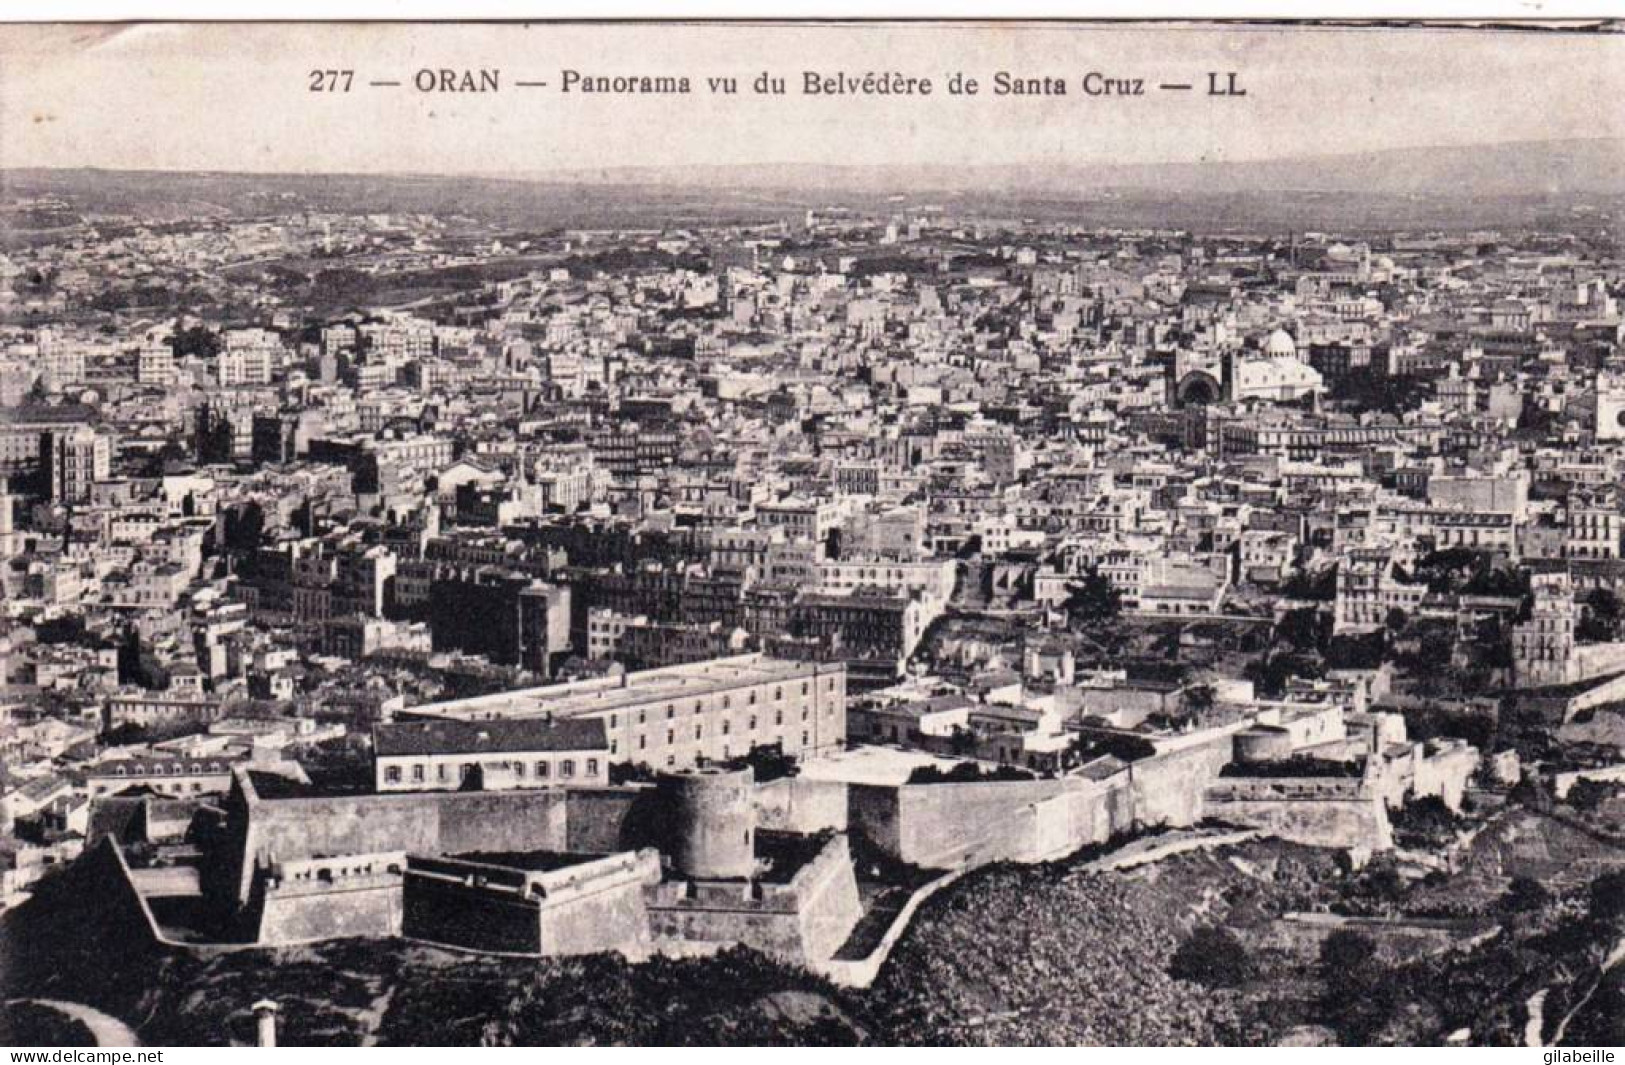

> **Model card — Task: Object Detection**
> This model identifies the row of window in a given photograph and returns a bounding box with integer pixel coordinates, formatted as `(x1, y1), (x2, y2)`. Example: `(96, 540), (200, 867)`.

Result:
(617, 719), (818, 755)
(616, 727), (817, 760)
(105, 762), (224, 776)
(93, 780), (212, 796)
(382, 756), (600, 785)
(615, 681), (833, 727)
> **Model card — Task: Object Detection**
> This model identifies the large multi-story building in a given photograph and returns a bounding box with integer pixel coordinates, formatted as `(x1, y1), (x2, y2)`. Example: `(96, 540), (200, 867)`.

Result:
(1512, 572), (1578, 688)
(137, 343), (176, 386)
(401, 653), (846, 771)
(46, 425), (110, 504)
(428, 571), (571, 677)
(1333, 553), (1428, 633)
(0, 405), (95, 477)
(218, 329), (278, 386)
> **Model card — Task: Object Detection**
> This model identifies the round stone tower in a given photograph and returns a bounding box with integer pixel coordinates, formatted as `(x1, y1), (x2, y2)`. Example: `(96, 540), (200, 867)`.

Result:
(657, 765), (756, 880)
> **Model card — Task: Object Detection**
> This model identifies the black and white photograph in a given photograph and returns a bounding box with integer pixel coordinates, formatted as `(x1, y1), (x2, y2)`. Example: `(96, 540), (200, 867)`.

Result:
(0, 14), (1623, 1050)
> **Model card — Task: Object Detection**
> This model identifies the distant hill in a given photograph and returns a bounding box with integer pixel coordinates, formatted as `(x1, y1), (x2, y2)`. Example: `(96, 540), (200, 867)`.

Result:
(2, 138), (1619, 234)
(510, 138), (1625, 199)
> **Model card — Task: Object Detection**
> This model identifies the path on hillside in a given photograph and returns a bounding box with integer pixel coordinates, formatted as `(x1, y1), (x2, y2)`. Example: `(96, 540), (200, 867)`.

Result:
(11, 999), (140, 1048)
(1549, 936), (1625, 1048)
(1524, 989), (1547, 1048)
(1523, 935), (1625, 1048)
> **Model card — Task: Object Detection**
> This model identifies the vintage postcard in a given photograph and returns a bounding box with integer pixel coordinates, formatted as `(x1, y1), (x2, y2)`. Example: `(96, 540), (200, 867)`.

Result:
(0, 17), (1622, 1051)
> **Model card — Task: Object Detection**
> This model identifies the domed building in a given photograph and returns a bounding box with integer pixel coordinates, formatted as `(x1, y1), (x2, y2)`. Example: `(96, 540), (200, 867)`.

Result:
(1228, 327), (1322, 403)
(1262, 328), (1298, 359)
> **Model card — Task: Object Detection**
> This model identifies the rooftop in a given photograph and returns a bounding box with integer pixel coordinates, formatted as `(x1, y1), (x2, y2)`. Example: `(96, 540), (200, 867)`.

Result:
(374, 715), (607, 757)
(408, 653), (830, 722)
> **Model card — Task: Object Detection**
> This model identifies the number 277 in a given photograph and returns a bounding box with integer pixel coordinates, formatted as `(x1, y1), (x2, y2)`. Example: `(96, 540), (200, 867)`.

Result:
(309, 70), (354, 92)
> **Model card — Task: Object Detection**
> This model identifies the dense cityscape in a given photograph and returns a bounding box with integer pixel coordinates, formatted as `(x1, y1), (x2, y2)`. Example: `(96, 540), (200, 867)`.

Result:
(0, 166), (1623, 1047)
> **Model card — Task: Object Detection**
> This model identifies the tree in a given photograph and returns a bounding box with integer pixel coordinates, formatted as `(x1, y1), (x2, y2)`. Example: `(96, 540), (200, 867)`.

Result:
(298, 734), (375, 793)
(1587, 587), (1622, 623)
(1461, 563), (1529, 600)
(1578, 588), (1622, 644)
(1317, 929), (1395, 1042)
(738, 743), (797, 783)
(1073, 731), (1157, 764)
(1181, 683), (1218, 726)
(1245, 651), (1322, 697)
(1278, 607), (1329, 653)
(1063, 565), (1122, 628)
(948, 723), (980, 757)
(169, 323), (221, 359)
(1320, 929), (1378, 980)
(1282, 566), (1338, 602)
(1577, 613), (1614, 645)
(1170, 926), (1254, 988)
(1566, 778), (1620, 813)
(1390, 796), (1461, 848)
(1502, 876), (1551, 914)
(1589, 871), (1625, 924)
(223, 501), (266, 552)
(100, 721), (150, 747)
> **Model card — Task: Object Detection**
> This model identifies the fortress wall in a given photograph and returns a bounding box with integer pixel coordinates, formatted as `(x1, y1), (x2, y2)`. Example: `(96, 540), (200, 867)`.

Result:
(1129, 727), (1243, 829)
(1575, 643), (1625, 684)
(402, 873), (543, 954)
(401, 850), (660, 957)
(1024, 779), (1128, 862)
(86, 837), (165, 946)
(534, 852), (659, 958)
(646, 888), (805, 961)
(755, 776), (849, 834)
(646, 835), (862, 965)
(789, 834), (864, 964)
(564, 786), (654, 853)
(891, 778), (1067, 867)
(1511, 672), (1625, 726)
(220, 771), (580, 907)
(1204, 782), (1392, 852)
(257, 873), (404, 945)
(1563, 671), (1625, 721)
(847, 727), (1238, 871)
(434, 789), (570, 855)
(847, 783), (902, 858)
(859, 779), (1068, 869)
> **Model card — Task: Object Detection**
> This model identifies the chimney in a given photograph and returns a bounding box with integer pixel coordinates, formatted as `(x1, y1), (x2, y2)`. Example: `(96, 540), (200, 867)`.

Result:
(252, 1000), (280, 1047)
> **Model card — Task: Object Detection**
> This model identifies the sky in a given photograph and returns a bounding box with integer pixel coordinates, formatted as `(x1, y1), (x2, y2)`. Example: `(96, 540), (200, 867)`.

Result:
(2, 22), (1621, 175)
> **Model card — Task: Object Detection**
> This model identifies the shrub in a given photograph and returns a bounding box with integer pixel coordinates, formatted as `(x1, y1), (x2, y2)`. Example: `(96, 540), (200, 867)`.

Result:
(1502, 876), (1551, 914)
(1589, 871), (1625, 924)
(1319, 929), (1378, 982)
(904, 762), (1035, 785)
(1169, 926), (1254, 988)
